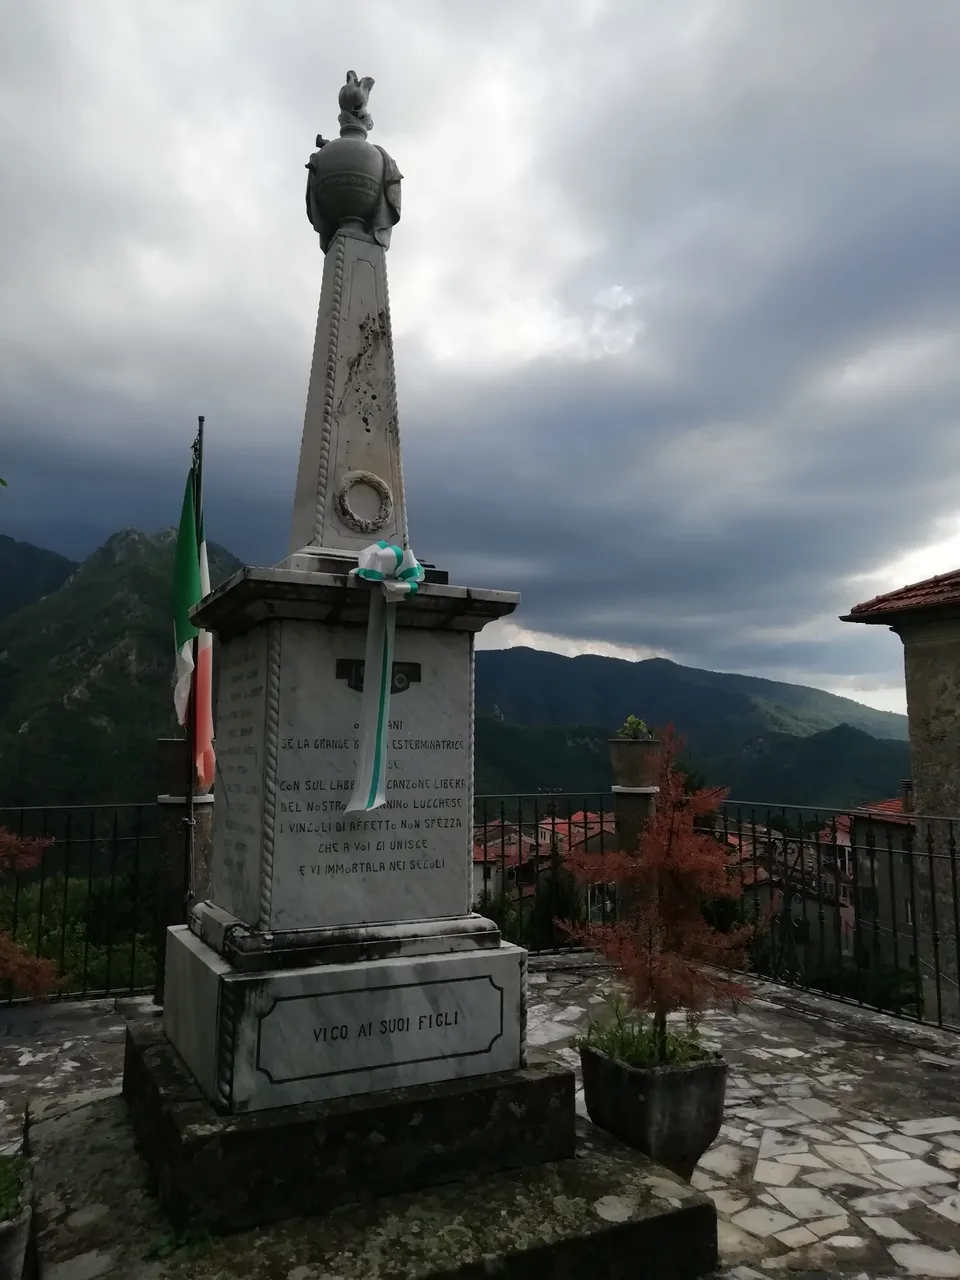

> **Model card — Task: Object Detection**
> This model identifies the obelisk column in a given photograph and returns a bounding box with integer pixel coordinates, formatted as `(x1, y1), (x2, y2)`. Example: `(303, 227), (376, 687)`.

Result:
(288, 71), (408, 566)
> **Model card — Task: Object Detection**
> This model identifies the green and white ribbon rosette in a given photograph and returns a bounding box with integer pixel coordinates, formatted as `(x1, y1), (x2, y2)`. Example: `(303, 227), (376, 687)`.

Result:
(345, 540), (425, 813)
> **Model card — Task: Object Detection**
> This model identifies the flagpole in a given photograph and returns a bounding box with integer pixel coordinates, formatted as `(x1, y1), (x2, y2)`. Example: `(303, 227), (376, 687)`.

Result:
(183, 416), (204, 911)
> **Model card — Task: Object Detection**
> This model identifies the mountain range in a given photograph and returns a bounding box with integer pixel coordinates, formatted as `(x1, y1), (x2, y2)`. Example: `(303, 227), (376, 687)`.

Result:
(0, 530), (241, 808)
(0, 534), (77, 620)
(0, 530), (910, 811)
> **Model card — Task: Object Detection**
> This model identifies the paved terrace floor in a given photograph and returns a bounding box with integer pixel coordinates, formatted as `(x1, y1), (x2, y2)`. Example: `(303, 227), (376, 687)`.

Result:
(6, 960), (960, 1278)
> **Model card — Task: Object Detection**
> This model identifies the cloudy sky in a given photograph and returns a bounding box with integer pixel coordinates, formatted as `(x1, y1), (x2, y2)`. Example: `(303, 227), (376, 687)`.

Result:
(3, 1), (960, 714)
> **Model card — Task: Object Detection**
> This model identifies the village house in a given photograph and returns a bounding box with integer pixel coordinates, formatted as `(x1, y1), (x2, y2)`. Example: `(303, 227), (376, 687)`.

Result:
(844, 571), (960, 1021)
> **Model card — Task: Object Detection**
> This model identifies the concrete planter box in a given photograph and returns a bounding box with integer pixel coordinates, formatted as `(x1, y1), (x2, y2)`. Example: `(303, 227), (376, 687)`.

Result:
(580, 1045), (727, 1181)
(0, 1171), (31, 1280)
(607, 738), (661, 789)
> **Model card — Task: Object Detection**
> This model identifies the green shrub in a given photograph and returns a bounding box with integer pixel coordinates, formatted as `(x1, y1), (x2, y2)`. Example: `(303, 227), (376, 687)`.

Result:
(576, 998), (712, 1069)
(0, 873), (157, 998)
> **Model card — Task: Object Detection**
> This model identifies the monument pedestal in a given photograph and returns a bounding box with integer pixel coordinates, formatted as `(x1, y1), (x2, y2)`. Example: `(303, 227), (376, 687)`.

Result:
(157, 565), (528, 1117)
(33, 1084), (718, 1279)
(192, 567), (517, 934)
(163, 924), (526, 1112)
(124, 1019), (571, 1233)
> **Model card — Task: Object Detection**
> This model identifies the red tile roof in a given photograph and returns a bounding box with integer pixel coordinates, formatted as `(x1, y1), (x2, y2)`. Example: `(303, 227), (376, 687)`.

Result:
(538, 813), (616, 847)
(817, 814), (852, 844)
(741, 864), (770, 886)
(472, 841), (549, 866)
(539, 810), (613, 829)
(843, 568), (960, 623)
(852, 797), (913, 826)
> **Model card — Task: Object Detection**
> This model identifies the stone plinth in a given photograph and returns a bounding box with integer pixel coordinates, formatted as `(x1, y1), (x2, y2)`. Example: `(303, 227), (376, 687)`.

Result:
(194, 567), (518, 935)
(124, 1020), (572, 1233)
(211, 617), (472, 929)
(163, 925), (526, 1112)
(190, 899), (502, 971)
(31, 1087), (718, 1279)
(156, 568), (527, 1116)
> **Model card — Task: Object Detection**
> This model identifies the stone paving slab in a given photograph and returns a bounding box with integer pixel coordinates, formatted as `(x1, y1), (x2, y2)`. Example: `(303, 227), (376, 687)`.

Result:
(29, 1091), (717, 1279)
(7, 967), (960, 1276)
(0, 997), (146, 1156)
(526, 966), (960, 1279)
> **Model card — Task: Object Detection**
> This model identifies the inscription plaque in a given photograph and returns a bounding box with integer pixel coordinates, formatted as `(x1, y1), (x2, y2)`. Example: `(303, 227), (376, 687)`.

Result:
(255, 974), (504, 1084)
(268, 620), (473, 930)
(211, 628), (268, 924)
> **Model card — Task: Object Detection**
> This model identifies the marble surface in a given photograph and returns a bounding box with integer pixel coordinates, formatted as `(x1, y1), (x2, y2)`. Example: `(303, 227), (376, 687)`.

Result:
(289, 232), (406, 557)
(266, 619), (473, 930)
(210, 627), (268, 925)
(162, 926), (231, 1103)
(163, 926), (525, 1112)
(193, 569), (520, 640)
(190, 900), (501, 969)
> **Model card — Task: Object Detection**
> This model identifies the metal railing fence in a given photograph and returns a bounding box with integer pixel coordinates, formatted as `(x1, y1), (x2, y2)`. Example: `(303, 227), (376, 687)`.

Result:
(4, 793), (960, 1035)
(0, 803), (160, 1003)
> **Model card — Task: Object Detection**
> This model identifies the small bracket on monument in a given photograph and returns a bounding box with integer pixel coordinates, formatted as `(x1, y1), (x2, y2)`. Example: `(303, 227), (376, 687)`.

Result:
(336, 659), (421, 695)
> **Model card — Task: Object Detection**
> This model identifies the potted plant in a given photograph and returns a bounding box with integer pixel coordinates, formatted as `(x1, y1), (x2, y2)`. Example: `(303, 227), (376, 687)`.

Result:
(563, 726), (755, 1180)
(0, 1156), (30, 1280)
(608, 715), (661, 789)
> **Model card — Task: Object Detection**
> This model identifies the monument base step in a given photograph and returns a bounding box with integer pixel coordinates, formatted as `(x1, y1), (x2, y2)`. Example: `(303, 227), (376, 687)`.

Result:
(162, 925), (526, 1113)
(122, 1020), (576, 1233)
(29, 1084), (718, 1279)
(190, 900), (502, 971)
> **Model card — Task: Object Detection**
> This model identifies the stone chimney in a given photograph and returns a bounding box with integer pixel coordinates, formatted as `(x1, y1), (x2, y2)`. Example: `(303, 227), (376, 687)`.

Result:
(902, 778), (915, 814)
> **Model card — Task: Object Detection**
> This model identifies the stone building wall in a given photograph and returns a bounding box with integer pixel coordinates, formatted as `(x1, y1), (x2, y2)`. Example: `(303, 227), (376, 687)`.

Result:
(893, 618), (960, 1023)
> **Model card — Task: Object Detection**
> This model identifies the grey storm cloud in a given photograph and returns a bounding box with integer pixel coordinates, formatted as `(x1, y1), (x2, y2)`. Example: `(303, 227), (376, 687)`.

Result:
(3, 0), (960, 708)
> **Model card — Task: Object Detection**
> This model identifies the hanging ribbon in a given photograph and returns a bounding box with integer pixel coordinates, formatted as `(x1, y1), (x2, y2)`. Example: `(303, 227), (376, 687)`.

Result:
(345, 541), (425, 813)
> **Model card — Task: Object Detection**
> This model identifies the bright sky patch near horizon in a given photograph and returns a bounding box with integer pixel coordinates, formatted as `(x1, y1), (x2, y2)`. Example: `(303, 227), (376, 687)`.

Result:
(3, 0), (960, 718)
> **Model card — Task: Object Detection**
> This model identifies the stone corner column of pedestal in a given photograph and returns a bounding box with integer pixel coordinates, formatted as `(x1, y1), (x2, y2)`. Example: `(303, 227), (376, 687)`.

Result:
(153, 737), (214, 1005)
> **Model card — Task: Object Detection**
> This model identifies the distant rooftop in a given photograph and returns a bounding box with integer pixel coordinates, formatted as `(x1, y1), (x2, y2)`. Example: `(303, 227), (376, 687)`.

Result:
(843, 566), (960, 624)
(853, 795), (913, 825)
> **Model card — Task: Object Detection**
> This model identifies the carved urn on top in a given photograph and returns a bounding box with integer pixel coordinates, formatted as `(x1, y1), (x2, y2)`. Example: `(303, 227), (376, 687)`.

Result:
(305, 70), (402, 254)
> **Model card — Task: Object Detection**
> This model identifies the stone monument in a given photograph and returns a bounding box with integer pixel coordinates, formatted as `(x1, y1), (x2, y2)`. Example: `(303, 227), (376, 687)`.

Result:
(43, 72), (718, 1277)
(123, 71), (576, 1225)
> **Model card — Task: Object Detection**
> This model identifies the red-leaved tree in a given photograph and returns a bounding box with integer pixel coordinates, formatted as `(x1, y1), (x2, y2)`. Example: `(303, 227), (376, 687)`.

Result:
(562, 725), (755, 1061)
(0, 828), (60, 999)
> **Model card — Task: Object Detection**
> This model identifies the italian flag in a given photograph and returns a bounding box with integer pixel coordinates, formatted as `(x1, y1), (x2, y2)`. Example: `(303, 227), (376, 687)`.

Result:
(172, 468), (215, 793)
